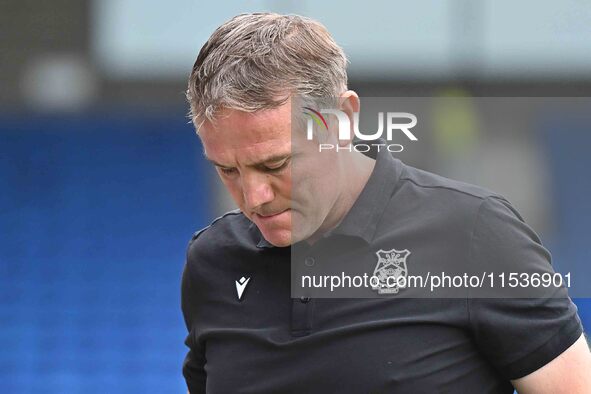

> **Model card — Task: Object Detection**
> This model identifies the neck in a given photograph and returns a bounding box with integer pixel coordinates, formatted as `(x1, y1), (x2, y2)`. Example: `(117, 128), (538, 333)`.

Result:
(306, 151), (376, 244)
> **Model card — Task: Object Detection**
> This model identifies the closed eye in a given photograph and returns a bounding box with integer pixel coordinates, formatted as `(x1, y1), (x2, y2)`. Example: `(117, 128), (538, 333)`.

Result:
(218, 167), (238, 176)
(215, 156), (291, 176)
(263, 158), (290, 173)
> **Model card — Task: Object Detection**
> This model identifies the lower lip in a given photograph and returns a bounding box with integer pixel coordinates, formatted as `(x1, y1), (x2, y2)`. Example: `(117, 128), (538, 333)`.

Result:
(256, 209), (289, 222)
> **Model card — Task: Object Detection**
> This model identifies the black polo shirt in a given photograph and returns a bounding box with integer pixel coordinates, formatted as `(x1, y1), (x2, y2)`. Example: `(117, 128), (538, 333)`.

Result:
(181, 144), (583, 393)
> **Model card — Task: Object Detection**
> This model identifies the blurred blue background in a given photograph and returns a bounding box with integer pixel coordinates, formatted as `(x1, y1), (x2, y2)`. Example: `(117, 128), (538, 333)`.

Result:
(0, 112), (210, 392)
(1, 1), (590, 393)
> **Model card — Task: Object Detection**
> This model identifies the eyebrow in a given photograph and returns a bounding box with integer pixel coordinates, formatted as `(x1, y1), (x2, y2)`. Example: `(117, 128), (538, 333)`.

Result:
(204, 153), (291, 169)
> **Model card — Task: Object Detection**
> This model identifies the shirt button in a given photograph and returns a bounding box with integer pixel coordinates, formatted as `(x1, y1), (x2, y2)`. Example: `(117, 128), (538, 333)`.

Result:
(304, 257), (315, 267)
(300, 296), (311, 303)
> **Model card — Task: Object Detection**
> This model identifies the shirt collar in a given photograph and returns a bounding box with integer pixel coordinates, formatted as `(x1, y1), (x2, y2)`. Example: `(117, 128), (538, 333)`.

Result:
(254, 139), (403, 248)
(244, 219), (276, 248)
(323, 140), (402, 244)
(256, 230), (276, 248)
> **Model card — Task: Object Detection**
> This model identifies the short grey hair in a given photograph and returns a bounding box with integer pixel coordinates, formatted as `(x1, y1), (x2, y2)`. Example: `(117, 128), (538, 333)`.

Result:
(186, 13), (348, 128)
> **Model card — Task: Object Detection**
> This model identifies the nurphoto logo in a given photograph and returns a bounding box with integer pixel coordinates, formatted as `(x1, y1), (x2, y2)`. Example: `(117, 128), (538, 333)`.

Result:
(303, 107), (418, 152)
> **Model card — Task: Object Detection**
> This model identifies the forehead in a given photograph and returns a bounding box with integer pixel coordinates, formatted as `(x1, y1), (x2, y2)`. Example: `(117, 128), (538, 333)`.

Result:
(199, 104), (292, 159)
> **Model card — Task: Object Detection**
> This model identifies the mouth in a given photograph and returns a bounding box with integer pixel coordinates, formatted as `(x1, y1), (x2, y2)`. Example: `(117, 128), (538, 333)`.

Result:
(255, 209), (289, 219)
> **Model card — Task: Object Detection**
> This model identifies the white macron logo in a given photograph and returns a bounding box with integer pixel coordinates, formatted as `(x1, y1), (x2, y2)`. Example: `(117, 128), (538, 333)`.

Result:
(235, 276), (251, 301)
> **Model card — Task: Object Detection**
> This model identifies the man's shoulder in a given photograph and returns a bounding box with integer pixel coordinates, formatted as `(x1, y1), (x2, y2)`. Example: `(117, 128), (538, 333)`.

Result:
(391, 163), (518, 231)
(398, 163), (502, 203)
(189, 208), (245, 241)
(186, 209), (257, 260)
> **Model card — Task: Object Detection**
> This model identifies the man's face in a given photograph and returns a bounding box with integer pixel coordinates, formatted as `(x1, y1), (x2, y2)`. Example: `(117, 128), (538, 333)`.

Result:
(199, 100), (341, 247)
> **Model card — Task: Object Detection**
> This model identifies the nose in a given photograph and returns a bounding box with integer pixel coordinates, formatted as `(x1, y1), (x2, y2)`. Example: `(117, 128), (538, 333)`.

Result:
(241, 172), (274, 211)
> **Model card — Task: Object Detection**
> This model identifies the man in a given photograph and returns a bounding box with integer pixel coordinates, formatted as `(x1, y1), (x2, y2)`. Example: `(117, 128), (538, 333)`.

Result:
(181, 13), (591, 393)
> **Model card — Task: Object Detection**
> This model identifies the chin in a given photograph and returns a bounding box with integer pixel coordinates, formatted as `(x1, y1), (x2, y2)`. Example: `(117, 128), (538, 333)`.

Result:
(262, 229), (292, 247)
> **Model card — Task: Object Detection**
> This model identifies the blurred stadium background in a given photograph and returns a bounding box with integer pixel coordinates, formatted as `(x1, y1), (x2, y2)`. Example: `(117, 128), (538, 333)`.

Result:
(1, 1), (590, 392)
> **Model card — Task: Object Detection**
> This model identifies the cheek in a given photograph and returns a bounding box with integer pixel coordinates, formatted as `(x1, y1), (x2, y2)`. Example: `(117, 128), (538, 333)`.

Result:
(278, 173), (292, 198)
(292, 170), (323, 210)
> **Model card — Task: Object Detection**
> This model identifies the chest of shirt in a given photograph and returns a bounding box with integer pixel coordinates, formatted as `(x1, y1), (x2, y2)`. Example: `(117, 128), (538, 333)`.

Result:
(194, 292), (509, 393)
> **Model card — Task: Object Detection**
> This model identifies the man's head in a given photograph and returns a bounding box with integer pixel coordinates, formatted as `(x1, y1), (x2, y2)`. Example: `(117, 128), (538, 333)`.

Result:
(186, 13), (348, 128)
(187, 13), (360, 247)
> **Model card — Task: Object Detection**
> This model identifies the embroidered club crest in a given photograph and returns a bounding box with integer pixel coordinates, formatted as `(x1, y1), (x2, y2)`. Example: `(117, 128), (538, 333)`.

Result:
(371, 249), (410, 294)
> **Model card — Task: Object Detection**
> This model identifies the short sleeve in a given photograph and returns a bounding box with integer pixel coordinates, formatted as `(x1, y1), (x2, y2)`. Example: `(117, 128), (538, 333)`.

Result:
(181, 241), (207, 393)
(467, 196), (583, 379)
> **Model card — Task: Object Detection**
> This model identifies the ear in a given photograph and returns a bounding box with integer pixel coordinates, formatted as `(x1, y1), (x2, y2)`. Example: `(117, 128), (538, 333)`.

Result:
(338, 91), (360, 147)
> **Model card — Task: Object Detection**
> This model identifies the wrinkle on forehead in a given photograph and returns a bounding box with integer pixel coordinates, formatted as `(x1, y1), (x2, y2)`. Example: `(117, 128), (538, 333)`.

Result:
(200, 105), (292, 167)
